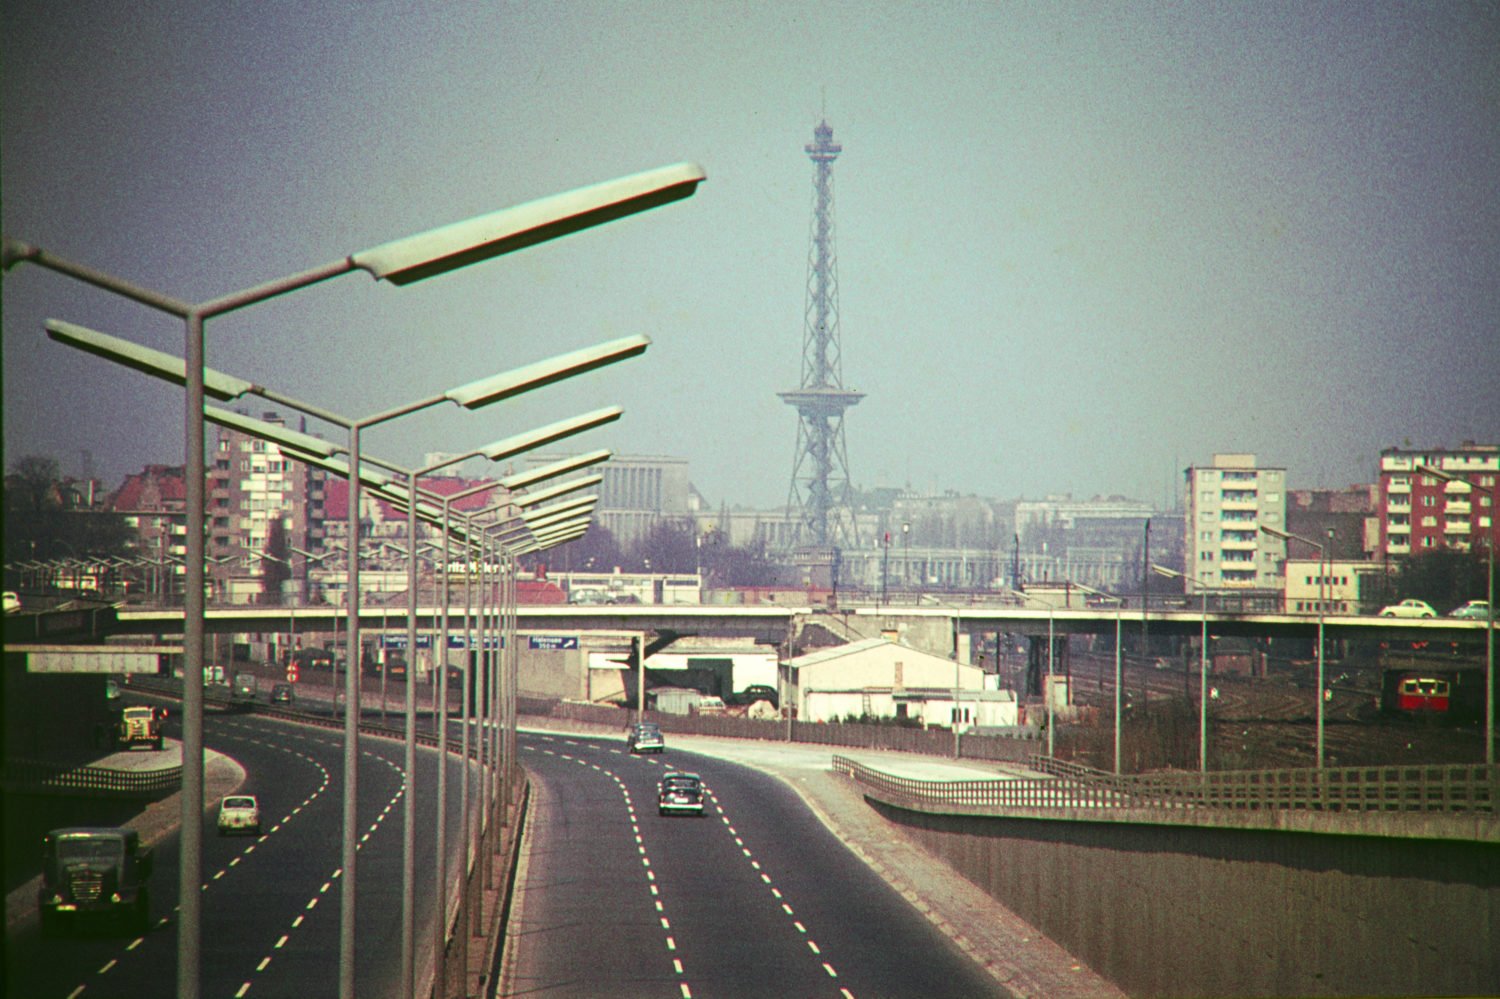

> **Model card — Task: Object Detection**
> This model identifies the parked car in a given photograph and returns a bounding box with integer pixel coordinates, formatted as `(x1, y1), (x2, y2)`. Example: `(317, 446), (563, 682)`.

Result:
(3, 591), (20, 614)
(217, 795), (261, 836)
(1378, 599), (1437, 618)
(657, 772), (705, 817)
(626, 722), (664, 754)
(270, 683), (295, 705)
(1450, 600), (1491, 620)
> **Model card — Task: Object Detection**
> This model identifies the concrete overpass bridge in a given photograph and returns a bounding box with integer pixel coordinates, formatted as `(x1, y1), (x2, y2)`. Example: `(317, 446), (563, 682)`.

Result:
(86, 601), (1493, 651)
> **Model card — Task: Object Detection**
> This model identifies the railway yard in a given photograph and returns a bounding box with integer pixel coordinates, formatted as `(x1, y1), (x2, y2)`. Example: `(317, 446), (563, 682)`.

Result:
(1053, 645), (1490, 773)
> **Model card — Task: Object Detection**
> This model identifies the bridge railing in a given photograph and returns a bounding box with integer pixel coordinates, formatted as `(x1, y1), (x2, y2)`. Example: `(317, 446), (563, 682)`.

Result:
(831, 754), (1498, 818)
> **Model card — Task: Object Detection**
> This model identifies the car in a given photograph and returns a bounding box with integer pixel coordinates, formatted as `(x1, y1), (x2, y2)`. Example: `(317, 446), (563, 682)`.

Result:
(217, 795), (261, 836)
(1378, 599), (1438, 618)
(1450, 600), (1491, 620)
(627, 722), (664, 754)
(270, 683), (295, 705)
(3, 591), (20, 614)
(657, 772), (705, 816)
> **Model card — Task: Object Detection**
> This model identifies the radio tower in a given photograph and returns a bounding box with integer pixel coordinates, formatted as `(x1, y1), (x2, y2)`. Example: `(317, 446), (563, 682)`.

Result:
(780, 120), (863, 553)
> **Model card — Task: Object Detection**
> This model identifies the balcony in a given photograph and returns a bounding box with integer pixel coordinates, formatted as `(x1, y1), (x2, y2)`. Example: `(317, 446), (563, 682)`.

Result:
(1387, 479), (1411, 494)
(1387, 541), (1410, 554)
(1445, 519), (1471, 534)
(1444, 500), (1471, 516)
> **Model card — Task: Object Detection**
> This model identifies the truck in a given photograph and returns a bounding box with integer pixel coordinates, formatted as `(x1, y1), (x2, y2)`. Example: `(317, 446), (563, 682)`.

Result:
(232, 670), (259, 701)
(38, 826), (154, 935)
(115, 705), (164, 751)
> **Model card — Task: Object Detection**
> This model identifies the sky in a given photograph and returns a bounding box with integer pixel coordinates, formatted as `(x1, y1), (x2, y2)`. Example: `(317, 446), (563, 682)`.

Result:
(4, 1), (1498, 515)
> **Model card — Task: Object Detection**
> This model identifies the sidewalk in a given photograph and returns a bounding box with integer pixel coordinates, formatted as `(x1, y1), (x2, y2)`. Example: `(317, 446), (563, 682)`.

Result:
(520, 721), (1124, 999)
(4, 739), (245, 933)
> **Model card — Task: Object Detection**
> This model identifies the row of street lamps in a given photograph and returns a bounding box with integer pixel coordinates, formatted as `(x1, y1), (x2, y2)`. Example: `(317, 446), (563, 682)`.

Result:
(5, 160), (704, 999)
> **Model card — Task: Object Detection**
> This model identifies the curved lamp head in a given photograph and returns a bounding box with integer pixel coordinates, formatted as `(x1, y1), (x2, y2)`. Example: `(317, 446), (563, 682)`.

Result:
(446, 335), (648, 409)
(500, 449), (610, 491)
(47, 319), (255, 401)
(350, 162), (705, 286)
(484, 408), (623, 463)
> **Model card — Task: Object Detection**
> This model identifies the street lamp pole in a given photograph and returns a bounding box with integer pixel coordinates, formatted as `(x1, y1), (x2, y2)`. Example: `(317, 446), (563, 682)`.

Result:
(1154, 564), (1213, 772)
(10, 160), (703, 999)
(1260, 524), (1326, 768)
(1418, 464), (1494, 766)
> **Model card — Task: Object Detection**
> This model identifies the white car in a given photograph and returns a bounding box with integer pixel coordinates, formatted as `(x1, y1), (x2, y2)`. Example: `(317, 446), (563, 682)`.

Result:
(1378, 599), (1437, 619)
(217, 795), (261, 836)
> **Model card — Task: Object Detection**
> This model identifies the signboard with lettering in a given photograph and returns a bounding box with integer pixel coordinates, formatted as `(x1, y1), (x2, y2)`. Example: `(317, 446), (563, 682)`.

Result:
(529, 635), (579, 651)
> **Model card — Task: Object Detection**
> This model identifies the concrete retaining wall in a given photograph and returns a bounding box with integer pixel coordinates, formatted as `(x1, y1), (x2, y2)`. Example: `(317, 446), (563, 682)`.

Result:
(871, 802), (1499, 997)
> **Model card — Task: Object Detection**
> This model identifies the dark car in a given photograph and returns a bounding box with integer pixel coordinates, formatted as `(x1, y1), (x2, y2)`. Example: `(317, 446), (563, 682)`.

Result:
(38, 826), (153, 935)
(658, 772), (705, 816)
(627, 722), (664, 754)
(270, 683), (295, 705)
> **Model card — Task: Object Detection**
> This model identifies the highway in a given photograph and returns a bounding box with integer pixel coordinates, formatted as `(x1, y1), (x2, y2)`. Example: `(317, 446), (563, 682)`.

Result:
(505, 732), (1003, 998)
(6, 707), (469, 999)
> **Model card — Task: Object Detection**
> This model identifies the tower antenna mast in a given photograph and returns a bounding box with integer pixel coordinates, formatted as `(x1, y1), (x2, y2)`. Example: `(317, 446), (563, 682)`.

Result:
(780, 119), (863, 553)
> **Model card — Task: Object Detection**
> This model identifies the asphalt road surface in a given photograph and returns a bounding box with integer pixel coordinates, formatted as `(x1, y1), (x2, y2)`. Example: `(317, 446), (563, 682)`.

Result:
(503, 732), (1004, 999)
(6, 708), (469, 999)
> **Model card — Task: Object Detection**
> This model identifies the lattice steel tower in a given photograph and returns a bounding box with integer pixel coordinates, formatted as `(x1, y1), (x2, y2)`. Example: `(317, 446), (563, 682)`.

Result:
(780, 120), (863, 550)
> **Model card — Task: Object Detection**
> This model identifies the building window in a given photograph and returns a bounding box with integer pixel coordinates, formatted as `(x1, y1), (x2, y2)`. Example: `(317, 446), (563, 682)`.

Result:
(1423, 496), (1436, 507)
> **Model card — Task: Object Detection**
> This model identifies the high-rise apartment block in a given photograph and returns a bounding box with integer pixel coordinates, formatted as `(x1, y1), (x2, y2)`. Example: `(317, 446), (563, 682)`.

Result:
(208, 411), (327, 602)
(1377, 442), (1498, 558)
(1183, 454), (1287, 588)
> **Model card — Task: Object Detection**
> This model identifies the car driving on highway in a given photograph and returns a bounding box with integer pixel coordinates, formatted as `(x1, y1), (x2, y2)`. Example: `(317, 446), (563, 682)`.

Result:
(627, 722), (664, 754)
(657, 772), (705, 816)
(1450, 600), (1490, 620)
(217, 795), (261, 836)
(1378, 599), (1437, 618)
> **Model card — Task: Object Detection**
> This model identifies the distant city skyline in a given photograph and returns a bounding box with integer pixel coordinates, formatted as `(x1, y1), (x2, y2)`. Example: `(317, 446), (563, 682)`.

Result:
(5, 3), (1496, 514)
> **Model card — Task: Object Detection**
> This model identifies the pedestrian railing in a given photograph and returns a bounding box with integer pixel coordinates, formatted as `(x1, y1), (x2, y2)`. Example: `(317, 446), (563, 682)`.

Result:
(832, 754), (1499, 819)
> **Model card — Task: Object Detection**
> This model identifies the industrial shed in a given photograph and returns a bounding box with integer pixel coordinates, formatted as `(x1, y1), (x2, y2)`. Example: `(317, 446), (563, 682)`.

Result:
(788, 637), (986, 725)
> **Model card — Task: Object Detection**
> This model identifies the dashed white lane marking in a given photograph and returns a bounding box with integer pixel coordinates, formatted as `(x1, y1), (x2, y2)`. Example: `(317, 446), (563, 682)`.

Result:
(535, 735), (694, 992)
(707, 776), (854, 995)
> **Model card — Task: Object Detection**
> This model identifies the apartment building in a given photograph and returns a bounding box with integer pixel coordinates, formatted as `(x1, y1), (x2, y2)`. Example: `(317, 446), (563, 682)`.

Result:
(208, 412), (327, 604)
(1183, 454), (1287, 589)
(1378, 442), (1499, 558)
(108, 464), (187, 600)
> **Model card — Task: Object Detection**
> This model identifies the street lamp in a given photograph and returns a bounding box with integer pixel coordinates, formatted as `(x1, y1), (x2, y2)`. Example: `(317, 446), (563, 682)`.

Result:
(1417, 464), (1494, 766)
(6, 159), (702, 999)
(195, 406), (621, 999)
(1152, 564), (1216, 772)
(1260, 523), (1328, 769)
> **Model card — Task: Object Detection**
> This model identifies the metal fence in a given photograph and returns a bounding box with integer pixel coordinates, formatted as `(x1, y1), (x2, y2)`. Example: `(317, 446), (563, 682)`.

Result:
(526, 697), (1039, 762)
(832, 754), (1499, 818)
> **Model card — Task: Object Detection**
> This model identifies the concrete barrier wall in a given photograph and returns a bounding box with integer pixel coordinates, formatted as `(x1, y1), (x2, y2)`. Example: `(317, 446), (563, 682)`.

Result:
(871, 802), (1500, 997)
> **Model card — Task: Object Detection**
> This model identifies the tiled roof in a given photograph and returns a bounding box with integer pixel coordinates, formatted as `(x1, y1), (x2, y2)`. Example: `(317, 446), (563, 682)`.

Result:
(109, 465), (186, 511)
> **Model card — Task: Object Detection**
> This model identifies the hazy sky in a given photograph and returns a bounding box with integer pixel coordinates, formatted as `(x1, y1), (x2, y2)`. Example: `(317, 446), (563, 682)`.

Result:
(5, 1), (1497, 513)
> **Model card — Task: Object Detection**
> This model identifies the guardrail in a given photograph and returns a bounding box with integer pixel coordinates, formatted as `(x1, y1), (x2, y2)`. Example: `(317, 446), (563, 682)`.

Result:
(831, 754), (1499, 818)
(2, 757), (182, 797)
